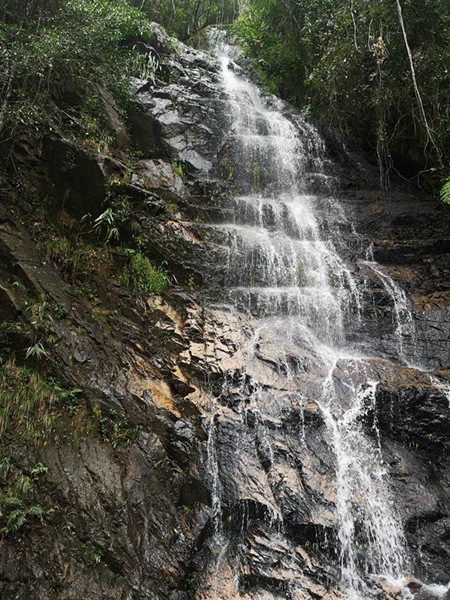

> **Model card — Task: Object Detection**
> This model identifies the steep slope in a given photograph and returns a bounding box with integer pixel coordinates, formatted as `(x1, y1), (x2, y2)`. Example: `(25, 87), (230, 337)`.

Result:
(0, 25), (449, 600)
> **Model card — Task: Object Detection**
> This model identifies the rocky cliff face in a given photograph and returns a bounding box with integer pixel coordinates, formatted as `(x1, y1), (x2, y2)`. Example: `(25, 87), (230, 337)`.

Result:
(0, 25), (449, 600)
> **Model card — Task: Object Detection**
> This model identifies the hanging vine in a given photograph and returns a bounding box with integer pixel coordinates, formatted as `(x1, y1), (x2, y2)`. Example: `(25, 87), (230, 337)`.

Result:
(371, 30), (391, 189)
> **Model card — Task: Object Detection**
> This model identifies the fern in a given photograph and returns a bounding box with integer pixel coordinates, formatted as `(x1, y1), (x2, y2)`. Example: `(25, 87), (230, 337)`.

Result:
(2, 496), (22, 508)
(28, 505), (44, 519)
(31, 463), (48, 477)
(6, 508), (26, 532)
(440, 179), (450, 205)
(0, 457), (10, 479)
(14, 475), (32, 497)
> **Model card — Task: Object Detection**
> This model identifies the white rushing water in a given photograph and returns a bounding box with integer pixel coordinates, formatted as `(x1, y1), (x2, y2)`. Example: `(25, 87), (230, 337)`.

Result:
(214, 52), (361, 345)
(362, 260), (417, 365)
(319, 364), (407, 598)
(206, 37), (415, 598)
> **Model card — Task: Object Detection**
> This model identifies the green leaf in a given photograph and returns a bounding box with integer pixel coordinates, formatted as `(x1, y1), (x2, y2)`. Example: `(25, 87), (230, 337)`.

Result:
(6, 508), (26, 532)
(440, 179), (450, 205)
(31, 462), (49, 477)
(28, 505), (45, 518)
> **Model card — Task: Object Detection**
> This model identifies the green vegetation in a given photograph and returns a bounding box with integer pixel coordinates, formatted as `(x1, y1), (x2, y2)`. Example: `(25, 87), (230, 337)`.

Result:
(0, 487), (45, 534)
(0, 455), (49, 536)
(0, 359), (84, 443)
(92, 208), (121, 243)
(42, 234), (114, 284)
(40, 203), (170, 298)
(234, 0), (450, 187)
(24, 298), (56, 361)
(122, 249), (169, 294)
(0, 360), (57, 443)
(171, 161), (186, 180)
(81, 541), (103, 566)
(82, 187), (135, 244)
(0, 0), (152, 147)
(94, 405), (137, 449)
(440, 179), (450, 205)
(135, 0), (239, 43)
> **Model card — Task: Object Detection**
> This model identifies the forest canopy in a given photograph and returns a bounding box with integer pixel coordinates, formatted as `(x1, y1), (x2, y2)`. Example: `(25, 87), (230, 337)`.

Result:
(232, 0), (450, 187)
(1, 0), (449, 189)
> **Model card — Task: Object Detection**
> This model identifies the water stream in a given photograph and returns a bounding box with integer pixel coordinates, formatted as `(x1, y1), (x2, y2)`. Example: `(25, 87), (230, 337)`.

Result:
(362, 260), (417, 365)
(202, 37), (446, 599)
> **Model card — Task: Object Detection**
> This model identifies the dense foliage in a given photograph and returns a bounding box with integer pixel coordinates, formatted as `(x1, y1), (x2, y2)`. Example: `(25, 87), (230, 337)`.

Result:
(0, 0), (151, 146)
(234, 0), (450, 185)
(132, 0), (239, 43)
(1, 0), (449, 188)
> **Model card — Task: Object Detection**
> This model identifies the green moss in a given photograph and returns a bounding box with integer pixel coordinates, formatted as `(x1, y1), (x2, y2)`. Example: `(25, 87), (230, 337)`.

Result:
(171, 161), (185, 180)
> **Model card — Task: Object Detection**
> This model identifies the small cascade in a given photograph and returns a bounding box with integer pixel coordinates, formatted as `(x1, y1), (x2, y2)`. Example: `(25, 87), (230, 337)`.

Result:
(205, 396), (233, 595)
(428, 375), (450, 408)
(206, 401), (222, 529)
(362, 260), (417, 364)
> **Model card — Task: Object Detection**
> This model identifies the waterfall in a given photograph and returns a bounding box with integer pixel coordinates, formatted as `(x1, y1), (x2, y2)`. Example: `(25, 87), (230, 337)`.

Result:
(200, 35), (437, 599)
(212, 52), (360, 346)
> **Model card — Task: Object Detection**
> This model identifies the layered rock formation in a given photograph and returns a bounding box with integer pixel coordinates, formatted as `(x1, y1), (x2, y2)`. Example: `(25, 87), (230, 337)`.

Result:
(0, 24), (449, 600)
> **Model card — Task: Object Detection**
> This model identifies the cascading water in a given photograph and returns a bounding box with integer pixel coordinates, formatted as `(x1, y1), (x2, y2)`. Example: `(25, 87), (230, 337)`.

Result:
(203, 37), (415, 599)
(362, 260), (417, 365)
(319, 365), (407, 597)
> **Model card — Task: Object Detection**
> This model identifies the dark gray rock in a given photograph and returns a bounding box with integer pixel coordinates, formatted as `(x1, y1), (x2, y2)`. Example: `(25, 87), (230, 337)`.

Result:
(43, 135), (125, 219)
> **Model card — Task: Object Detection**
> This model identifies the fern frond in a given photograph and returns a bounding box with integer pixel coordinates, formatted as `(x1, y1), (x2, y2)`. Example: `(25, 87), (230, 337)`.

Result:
(28, 505), (44, 518)
(6, 508), (26, 531)
(440, 179), (450, 205)
(2, 496), (22, 508)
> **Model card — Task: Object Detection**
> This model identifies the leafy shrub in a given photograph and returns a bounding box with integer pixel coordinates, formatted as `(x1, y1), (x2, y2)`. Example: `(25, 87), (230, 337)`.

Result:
(234, 0), (450, 181)
(42, 234), (113, 283)
(0, 0), (152, 144)
(122, 250), (168, 294)
(0, 460), (47, 535)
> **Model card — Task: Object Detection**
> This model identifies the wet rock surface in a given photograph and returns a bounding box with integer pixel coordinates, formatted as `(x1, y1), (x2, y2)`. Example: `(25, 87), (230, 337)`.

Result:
(0, 23), (449, 600)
